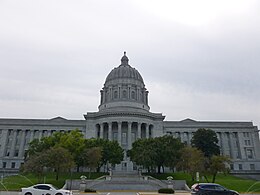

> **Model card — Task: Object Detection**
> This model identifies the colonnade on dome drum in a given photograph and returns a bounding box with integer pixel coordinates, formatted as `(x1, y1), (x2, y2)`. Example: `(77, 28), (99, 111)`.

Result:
(95, 121), (154, 149)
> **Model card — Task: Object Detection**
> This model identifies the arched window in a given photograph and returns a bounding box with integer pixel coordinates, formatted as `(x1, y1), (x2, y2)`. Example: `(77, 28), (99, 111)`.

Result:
(122, 90), (127, 98)
(114, 91), (118, 99)
(131, 91), (136, 99)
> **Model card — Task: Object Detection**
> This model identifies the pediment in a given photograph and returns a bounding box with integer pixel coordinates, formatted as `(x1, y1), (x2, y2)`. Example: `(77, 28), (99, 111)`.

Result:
(180, 118), (197, 123)
(49, 116), (67, 121)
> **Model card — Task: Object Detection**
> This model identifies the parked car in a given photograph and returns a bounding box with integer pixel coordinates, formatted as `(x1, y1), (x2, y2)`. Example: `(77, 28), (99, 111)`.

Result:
(21, 184), (73, 195)
(191, 183), (239, 195)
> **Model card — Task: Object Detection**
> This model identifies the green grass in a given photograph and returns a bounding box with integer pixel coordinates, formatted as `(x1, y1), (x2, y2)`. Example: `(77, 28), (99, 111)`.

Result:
(146, 172), (260, 193)
(1, 172), (260, 193)
(0, 172), (107, 191)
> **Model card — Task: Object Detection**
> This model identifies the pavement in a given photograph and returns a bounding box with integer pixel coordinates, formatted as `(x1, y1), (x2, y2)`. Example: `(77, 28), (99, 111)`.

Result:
(0, 191), (260, 195)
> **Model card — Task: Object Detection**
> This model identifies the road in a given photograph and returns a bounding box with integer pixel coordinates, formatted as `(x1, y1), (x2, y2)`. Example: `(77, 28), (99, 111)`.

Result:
(0, 191), (259, 195)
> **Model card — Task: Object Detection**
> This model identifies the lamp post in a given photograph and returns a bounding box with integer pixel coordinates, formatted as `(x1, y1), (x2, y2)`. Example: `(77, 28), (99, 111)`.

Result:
(167, 176), (174, 189)
(80, 175), (87, 192)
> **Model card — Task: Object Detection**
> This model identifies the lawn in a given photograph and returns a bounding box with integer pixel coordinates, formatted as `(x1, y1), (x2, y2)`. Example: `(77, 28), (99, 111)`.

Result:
(1, 172), (260, 193)
(147, 172), (260, 193)
(0, 172), (106, 191)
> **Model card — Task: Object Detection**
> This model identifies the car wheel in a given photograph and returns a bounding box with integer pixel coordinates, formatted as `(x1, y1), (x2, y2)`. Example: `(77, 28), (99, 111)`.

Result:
(25, 193), (32, 195)
(55, 193), (63, 195)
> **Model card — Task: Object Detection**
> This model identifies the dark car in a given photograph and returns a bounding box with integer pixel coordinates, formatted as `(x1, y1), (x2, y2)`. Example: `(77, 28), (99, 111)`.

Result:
(191, 183), (239, 195)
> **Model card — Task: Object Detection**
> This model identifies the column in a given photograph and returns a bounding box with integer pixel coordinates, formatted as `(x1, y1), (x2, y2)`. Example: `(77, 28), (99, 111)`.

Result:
(145, 124), (149, 139)
(227, 132), (233, 158)
(128, 122), (132, 149)
(95, 125), (99, 138)
(0, 129), (9, 157)
(187, 132), (191, 145)
(18, 130), (26, 158)
(180, 132), (184, 143)
(118, 122), (122, 146)
(38, 130), (43, 140)
(137, 123), (141, 139)
(252, 129), (260, 159)
(10, 130), (18, 157)
(217, 132), (223, 155)
(29, 130), (34, 142)
(108, 123), (112, 141)
(100, 123), (104, 139)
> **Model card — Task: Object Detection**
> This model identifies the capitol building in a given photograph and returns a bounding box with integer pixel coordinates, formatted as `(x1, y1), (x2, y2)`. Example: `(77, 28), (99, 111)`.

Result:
(0, 53), (260, 175)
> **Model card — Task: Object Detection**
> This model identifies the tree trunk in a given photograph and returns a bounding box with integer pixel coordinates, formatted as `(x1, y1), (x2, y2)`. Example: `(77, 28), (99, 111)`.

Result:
(204, 175), (209, 183)
(56, 169), (59, 181)
(157, 165), (161, 174)
(212, 172), (217, 183)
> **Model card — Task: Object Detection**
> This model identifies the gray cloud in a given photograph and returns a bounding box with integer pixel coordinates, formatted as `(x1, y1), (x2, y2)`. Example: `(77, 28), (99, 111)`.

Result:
(0, 0), (259, 127)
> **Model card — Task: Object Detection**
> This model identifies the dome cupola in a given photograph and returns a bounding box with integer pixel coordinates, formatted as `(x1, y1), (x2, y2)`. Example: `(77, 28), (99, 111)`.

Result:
(105, 52), (144, 83)
(99, 52), (149, 112)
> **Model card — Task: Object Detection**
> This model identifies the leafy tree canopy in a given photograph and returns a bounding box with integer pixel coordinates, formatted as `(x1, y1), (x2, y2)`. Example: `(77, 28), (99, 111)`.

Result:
(191, 128), (220, 158)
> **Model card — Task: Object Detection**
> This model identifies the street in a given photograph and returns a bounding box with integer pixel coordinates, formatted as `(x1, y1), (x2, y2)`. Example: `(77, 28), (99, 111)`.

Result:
(0, 191), (259, 195)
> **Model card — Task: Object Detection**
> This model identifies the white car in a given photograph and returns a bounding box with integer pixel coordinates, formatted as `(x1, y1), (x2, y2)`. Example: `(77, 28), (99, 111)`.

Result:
(21, 184), (73, 195)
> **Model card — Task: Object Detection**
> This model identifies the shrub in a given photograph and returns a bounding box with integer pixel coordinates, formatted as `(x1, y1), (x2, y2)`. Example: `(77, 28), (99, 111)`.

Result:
(158, 188), (175, 194)
(84, 188), (96, 193)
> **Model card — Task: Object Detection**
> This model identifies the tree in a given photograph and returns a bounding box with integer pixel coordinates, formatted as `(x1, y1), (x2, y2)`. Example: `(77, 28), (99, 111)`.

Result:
(191, 128), (220, 158)
(45, 147), (75, 180)
(129, 135), (184, 173)
(209, 155), (231, 183)
(84, 147), (102, 178)
(128, 138), (156, 172)
(85, 138), (124, 172)
(58, 129), (86, 171)
(176, 146), (204, 181)
(23, 152), (49, 182)
(26, 129), (85, 172)
(153, 136), (184, 173)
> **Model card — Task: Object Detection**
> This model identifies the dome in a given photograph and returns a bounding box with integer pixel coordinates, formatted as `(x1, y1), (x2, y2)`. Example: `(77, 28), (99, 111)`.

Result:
(99, 52), (150, 112)
(105, 52), (144, 83)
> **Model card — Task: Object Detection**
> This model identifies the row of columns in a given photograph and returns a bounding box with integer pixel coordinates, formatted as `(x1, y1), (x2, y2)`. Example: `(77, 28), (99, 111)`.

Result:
(100, 85), (149, 105)
(0, 129), (79, 159)
(170, 131), (255, 160)
(97, 122), (152, 149)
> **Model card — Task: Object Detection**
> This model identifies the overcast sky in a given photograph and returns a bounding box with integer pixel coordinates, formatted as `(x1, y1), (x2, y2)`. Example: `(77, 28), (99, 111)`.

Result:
(0, 0), (259, 128)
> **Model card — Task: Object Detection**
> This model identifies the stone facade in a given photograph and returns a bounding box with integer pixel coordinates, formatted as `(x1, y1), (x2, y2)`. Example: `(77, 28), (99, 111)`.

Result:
(0, 53), (259, 175)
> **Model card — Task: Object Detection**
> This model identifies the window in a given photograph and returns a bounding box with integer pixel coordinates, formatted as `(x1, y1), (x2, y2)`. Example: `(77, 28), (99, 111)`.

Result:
(245, 140), (251, 146)
(113, 132), (118, 141)
(239, 164), (243, 170)
(166, 131), (172, 136)
(131, 132), (136, 142)
(215, 185), (225, 191)
(14, 150), (19, 157)
(247, 149), (253, 159)
(250, 164), (255, 170)
(122, 90), (127, 98)
(11, 162), (15, 169)
(230, 164), (234, 170)
(2, 162), (6, 168)
(131, 91), (136, 99)
(122, 133), (127, 144)
(5, 150), (10, 157)
(34, 185), (51, 190)
(114, 91), (118, 99)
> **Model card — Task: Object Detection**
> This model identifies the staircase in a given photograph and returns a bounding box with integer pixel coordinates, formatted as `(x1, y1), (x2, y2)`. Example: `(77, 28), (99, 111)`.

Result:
(87, 172), (167, 191)
(66, 172), (188, 191)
